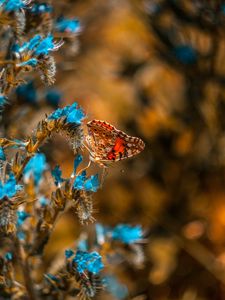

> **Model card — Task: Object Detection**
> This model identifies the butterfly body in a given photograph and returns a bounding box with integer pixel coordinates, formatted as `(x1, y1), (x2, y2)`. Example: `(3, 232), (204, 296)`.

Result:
(86, 120), (145, 166)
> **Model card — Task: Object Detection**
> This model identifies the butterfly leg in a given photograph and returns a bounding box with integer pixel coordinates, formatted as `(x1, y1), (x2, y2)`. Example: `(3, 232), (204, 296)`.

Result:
(99, 166), (108, 188)
(76, 160), (92, 176)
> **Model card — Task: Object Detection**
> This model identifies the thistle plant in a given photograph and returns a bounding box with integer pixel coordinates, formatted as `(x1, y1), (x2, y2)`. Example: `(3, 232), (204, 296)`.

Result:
(0, 1), (145, 299)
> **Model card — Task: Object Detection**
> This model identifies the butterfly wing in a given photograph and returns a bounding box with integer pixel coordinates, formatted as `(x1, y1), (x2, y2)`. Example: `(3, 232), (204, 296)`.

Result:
(86, 120), (145, 163)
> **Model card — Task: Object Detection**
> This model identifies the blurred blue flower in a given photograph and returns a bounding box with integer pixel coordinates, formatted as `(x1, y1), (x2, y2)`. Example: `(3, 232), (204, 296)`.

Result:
(24, 153), (47, 186)
(173, 45), (197, 65)
(45, 89), (62, 107)
(16, 81), (37, 104)
(52, 165), (65, 186)
(77, 239), (88, 252)
(17, 210), (30, 226)
(39, 196), (49, 207)
(3, 0), (26, 11)
(73, 250), (104, 275)
(96, 223), (107, 245)
(48, 102), (85, 125)
(31, 3), (52, 14)
(104, 275), (128, 300)
(0, 94), (7, 108)
(112, 224), (143, 244)
(17, 231), (26, 241)
(5, 252), (13, 261)
(0, 173), (22, 199)
(0, 147), (6, 161)
(55, 16), (81, 33)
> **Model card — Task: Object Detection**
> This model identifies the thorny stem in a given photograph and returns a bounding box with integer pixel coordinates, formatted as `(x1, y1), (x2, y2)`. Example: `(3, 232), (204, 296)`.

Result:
(15, 238), (38, 300)
(16, 136), (47, 181)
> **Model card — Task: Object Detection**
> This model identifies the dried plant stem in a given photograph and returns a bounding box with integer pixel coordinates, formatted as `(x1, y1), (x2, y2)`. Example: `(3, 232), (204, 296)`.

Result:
(16, 136), (47, 181)
(15, 238), (38, 300)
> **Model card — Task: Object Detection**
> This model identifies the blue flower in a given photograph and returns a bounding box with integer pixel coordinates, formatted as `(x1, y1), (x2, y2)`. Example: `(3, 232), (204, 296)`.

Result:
(104, 275), (128, 300)
(3, 0), (26, 11)
(77, 239), (88, 252)
(13, 34), (62, 66)
(112, 224), (143, 244)
(34, 35), (57, 56)
(73, 172), (100, 192)
(24, 153), (47, 186)
(73, 171), (86, 190)
(0, 147), (6, 161)
(73, 154), (83, 175)
(48, 102), (85, 125)
(55, 16), (81, 33)
(5, 252), (13, 261)
(96, 223), (107, 245)
(31, 3), (52, 14)
(17, 231), (26, 240)
(17, 210), (30, 226)
(0, 173), (22, 199)
(65, 249), (74, 259)
(45, 89), (62, 107)
(16, 81), (37, 104)
(0, 94), (7, 108)
(173, 45), (197, 65)
(51, 165), (65, 186)
(83, 175), (99, 192)
(73, 250), (104, 275)
(39, 196), (49, 207)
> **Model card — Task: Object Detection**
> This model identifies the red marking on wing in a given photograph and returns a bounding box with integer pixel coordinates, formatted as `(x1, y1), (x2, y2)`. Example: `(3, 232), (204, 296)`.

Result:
(107, 137), (125, 160)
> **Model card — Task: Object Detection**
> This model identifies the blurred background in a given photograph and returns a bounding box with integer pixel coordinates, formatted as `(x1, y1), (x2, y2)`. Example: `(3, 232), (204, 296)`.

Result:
(5, 0), (225, 299)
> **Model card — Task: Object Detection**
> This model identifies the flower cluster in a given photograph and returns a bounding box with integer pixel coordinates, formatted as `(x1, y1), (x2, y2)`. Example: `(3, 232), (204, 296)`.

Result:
(0, 173), (22, 199)
(55, 16), (81, 34)
(48, 102), (85, 125)
(112, 224), (143, 244)
(0, 0), (28, 12)
(73, 172), (100, 193)
(13, 34), (62, 68)
(66, 249), (104, 275)
(24, 153), (47, 186)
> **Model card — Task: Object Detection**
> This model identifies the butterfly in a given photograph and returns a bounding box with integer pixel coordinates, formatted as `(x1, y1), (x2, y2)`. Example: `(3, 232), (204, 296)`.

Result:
(86, 119), (145, 166)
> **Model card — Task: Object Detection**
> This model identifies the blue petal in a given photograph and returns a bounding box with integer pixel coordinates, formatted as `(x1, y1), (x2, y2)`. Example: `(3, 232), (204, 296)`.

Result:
(84, 174), (99, 192)
(24, 153), (47, 186)
(73, 172), (86, 190)
(73, 154), (83, 174)
(112, 224), (143, 244)
(0, 147), (6, 161)
(66, 107), (85, 124)
(28, 35), (42, 51)
(45, 89), (62, 107)
(55, 17), (81, 33)
(51, 165), (64, 186)
(4, 0), (25, 11)
(31, 3), (52, 14)
(34, 35), (54, 56)
(65, 249), (74, 259)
